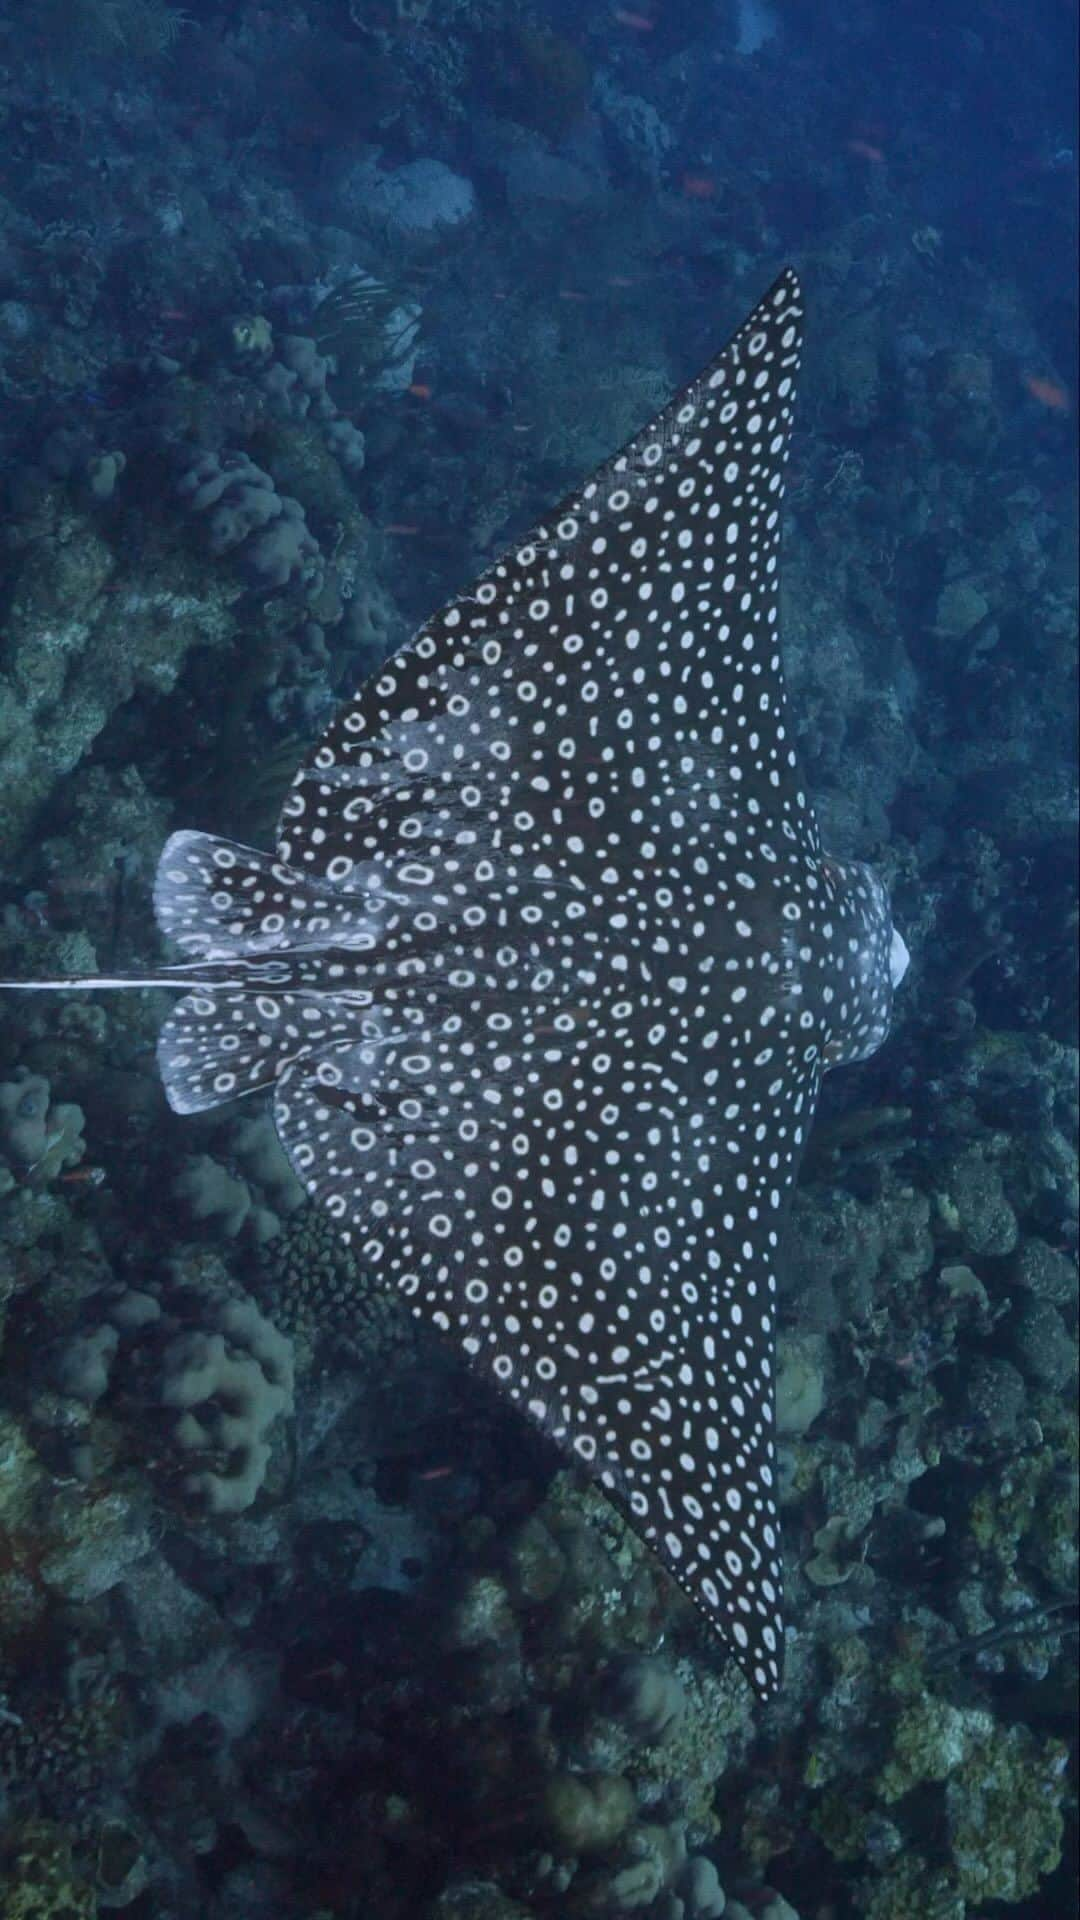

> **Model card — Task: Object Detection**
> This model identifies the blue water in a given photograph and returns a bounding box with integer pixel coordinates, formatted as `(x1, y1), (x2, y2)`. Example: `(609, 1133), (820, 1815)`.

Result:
(0, 2), (1075, 1916)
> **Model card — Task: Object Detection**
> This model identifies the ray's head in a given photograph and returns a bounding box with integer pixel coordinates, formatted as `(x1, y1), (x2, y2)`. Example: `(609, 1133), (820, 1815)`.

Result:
(812, 855), (909, 1068)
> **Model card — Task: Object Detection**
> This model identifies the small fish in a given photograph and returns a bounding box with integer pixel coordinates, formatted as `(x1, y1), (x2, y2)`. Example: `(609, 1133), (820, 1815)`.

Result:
(847, 139), (886, 163)
(613, 9), (656, 28)
(59, 1165), (106, 1189)
(408, 382), (433, 401)
(681, 173), (717, 199)
(0, 271), (909, 1699)
(1022, 373), (1070, 413)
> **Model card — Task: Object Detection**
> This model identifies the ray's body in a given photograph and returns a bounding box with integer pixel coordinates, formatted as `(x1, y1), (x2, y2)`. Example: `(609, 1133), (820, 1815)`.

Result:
(2, 270), (908, 1698)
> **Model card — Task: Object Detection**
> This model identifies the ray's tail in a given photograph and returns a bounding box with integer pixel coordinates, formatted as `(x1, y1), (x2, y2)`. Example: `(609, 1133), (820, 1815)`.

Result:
(0, 827), (367, 998)
(0, 966), (246, 992)
(0, 830), (388, 1117)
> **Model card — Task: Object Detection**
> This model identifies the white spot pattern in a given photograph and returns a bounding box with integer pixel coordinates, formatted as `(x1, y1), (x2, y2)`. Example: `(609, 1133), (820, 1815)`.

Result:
(150, 270), (907, 1702)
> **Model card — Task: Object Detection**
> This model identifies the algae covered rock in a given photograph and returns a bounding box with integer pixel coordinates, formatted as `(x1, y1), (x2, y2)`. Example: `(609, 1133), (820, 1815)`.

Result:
(681, 1853), (726, 1916)
(0, 509), (237, 854)
(933, 579), (989, 638)
(502, 1511), (568, 1609)
(598, 1655), (686, 1746)
(946, 1724), (1067, 1904)
(875, 1689), (1067, 1905)
(803, 1515), (864, 1588)
(961, 1354), (1027, 1444)
(879, 1696), (989, 1801)
(775, 1333), (826, 1436)
(0, 1820), (96, 1919)
(159, 1295), (294, 1514)
(942, 1145), (1018, 1257)
(1011, 1294), (1075, 1390)
(543, 1771), (637, 1856)
(171, 1116), (304, 1243)
(172, 1153), (253, 1239)
(47, 1274), (296, 1516)
(1011, 1235), (1077, 1306)
(338, 156), (477, 243)
(426, 1886), (536, 1920)
(0, 1069), (85, 1184)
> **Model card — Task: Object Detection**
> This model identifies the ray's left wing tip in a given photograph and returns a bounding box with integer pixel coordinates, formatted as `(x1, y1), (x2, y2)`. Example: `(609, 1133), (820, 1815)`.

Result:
(772, 262), (802, 300)
(758, 263), (804, 339)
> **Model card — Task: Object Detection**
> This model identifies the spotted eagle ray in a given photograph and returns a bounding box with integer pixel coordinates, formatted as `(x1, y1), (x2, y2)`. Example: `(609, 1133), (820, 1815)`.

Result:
(2, 270), (908, 1698)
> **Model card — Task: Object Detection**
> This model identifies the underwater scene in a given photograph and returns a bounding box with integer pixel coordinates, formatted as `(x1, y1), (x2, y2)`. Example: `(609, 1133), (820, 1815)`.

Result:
(0, 0), (1076, 1915)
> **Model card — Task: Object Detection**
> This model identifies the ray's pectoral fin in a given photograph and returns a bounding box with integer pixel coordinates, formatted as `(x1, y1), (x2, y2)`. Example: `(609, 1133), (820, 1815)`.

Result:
(273, 266), (812, 879)
(272, 1034), (800, 1700)
(254, 266), (819, 1702)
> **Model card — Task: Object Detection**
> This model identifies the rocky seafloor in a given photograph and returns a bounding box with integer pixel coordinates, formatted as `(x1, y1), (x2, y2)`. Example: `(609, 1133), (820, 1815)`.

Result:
(0, 1), (1076, 1916)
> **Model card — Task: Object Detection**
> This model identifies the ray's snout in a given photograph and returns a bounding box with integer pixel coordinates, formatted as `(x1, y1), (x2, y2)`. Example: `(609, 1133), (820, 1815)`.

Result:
(889, 923), (910, 989)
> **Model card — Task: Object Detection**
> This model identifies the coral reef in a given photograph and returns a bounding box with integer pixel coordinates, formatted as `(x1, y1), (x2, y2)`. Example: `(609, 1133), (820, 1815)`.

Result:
(176, 449), (323, 594)
(0, 0), (1074, 1913)
(0, 1070), (85, 1191)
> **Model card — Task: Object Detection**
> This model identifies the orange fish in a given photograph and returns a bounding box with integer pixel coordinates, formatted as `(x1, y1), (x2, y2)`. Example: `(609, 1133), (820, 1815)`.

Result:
(408, 382), (433, 400)
(681, 173), (716, 199)
(1023, 373), (1070, 413)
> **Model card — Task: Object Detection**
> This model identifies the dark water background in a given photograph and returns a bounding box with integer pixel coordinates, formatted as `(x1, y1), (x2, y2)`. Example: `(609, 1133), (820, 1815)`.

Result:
(0, 2), (1075, 1916)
